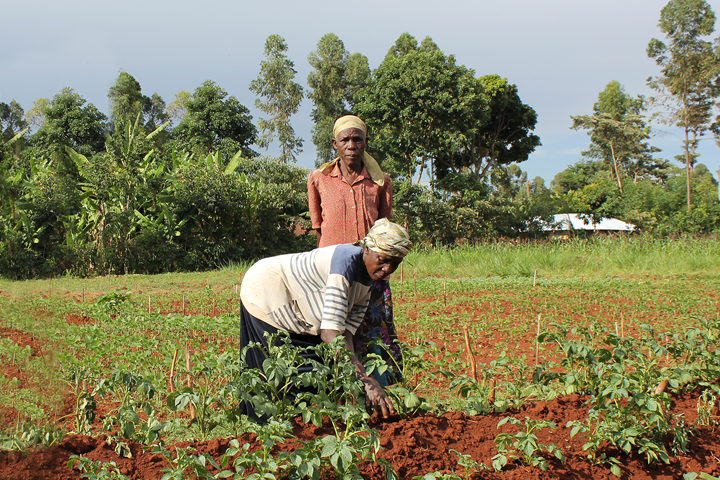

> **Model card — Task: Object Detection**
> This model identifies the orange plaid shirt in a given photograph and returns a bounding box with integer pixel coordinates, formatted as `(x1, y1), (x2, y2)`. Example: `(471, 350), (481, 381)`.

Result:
(307, 162), (392, 248)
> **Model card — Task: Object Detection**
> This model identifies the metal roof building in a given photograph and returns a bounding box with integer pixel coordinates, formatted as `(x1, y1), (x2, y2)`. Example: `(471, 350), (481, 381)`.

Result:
(544, 213), (636, 232)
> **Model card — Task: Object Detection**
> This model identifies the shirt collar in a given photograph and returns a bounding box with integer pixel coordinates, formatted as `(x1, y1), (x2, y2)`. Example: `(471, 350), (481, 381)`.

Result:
(329, 161), (369, 184)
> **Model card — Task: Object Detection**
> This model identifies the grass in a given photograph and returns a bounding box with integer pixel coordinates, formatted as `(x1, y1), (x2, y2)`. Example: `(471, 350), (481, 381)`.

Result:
(0, 235), (719, 445)
(404, 235), (720, 279)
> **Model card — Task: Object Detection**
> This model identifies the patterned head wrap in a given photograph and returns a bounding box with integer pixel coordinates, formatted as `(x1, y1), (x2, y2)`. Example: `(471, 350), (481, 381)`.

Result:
(355, 219), (413, 258)
(318, 115), (386, 187)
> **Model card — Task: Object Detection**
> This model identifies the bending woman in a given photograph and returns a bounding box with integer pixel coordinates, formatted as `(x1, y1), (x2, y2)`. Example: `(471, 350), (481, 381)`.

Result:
(240, 219), (412, 418)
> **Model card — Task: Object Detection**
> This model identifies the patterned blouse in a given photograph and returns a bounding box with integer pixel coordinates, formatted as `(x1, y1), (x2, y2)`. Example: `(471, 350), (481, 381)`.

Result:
(307, 161), (392, 247)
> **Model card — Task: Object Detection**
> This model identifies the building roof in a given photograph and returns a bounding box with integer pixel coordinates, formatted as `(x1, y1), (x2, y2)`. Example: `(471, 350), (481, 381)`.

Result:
(544, 213), (636, 232)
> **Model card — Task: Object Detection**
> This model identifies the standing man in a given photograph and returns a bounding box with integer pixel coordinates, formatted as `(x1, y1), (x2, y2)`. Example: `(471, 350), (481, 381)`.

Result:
(307, 115), (401, 385)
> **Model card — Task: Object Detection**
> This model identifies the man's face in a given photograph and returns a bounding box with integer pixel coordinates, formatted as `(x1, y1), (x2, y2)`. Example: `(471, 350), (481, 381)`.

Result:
(332, 128), (367, 163)
(363, 248), (403, 282)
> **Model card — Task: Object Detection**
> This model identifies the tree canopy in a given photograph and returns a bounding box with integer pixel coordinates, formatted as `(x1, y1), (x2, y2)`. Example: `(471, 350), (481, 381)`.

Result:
(306, 33), (370, 165)
(250, 34), (304, 163)
(357, 35), (488, 184)
(169, 80), (257, 161)
(571, 81), (664, 193)
(648, 0), (720, 207)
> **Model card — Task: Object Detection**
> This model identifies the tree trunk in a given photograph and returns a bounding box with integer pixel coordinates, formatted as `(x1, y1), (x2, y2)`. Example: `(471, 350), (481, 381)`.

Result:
(609, 141), (624, 194)
(683, 104), (692, 210)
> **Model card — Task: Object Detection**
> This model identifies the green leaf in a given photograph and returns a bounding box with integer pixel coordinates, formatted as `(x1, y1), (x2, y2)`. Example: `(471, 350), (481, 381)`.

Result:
(321, 436), (338, 457)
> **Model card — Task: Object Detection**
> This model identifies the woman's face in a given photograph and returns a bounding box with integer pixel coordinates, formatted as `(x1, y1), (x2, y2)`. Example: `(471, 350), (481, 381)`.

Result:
(332, 128), (367, 164)
(363, 248), (403, 281)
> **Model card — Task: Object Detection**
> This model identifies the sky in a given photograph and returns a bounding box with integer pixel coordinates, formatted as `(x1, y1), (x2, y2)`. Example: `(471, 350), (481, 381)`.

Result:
(3, 0), (720, 183)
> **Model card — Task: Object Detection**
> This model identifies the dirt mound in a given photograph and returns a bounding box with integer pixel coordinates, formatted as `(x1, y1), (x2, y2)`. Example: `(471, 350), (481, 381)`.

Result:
(2, 391), (720, 480)
(0, 328), (45, 357)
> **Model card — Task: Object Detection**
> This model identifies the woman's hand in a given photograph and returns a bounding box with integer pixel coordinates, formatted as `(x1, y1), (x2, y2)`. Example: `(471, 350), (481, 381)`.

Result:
(320, 328), (397, 418)
(361, 375), (396, 418)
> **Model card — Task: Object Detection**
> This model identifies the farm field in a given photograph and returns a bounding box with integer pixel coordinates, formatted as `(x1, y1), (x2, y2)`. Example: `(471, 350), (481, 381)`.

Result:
(1, 237), (720, 479)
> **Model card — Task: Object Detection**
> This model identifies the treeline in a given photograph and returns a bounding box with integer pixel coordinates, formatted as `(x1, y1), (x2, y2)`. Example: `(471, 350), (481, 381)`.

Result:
(1, 0), (720, 279)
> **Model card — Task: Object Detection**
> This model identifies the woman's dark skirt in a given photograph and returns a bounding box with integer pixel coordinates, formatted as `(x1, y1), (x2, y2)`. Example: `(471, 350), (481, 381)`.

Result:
(239, 303), (323, 421)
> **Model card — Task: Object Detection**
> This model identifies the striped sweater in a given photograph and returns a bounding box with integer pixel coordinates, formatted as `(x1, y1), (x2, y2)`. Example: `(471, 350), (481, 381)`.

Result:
(240, 244), (372, 335)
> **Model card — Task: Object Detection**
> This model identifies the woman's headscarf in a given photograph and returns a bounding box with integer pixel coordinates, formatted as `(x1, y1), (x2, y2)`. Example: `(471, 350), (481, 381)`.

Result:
(355, 219), (412, 258)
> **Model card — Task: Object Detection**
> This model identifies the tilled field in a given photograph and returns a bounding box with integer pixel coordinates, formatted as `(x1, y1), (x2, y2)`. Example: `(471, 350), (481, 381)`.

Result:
(1, 272), (720, 479)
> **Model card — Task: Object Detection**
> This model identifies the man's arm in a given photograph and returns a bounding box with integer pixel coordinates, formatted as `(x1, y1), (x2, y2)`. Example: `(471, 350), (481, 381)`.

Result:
(307, 172), (323, 245)
(378, 176), (393, 220)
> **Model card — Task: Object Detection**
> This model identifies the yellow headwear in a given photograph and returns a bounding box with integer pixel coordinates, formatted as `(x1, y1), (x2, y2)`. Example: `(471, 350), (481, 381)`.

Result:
(355, 219), (413, 258)
(332, 115), (367, 138)
(318, 115), (385, 186)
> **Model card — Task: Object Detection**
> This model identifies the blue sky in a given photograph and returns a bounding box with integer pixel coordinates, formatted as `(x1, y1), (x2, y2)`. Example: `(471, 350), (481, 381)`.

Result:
(3, 0), (720, 183)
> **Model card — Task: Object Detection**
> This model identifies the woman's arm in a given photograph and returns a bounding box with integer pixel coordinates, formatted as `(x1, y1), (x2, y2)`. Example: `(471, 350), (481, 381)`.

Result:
(320, 328), (396, 418)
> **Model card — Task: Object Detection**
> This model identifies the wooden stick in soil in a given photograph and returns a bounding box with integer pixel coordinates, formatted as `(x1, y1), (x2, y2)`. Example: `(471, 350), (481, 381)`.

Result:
(182, 294), (186, 316)
(148, 295), (151, 314)
(399, 262), (404, 299)
(169, 349), (179, 393)
(413, 271), (417, 305)
(533, 269), (537, 287)
(462, 325), (477, 382)
(621, 313), (625, 338)
(186, 350), (196, 420)
(488, 378), (496, 404)
(614, 321), (619, 336)
(655, 380), (669, 395)
(535, 314), (541, 365)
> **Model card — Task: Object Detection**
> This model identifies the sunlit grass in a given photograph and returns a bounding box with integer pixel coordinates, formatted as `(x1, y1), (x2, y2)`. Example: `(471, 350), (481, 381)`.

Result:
(402, 235), (720, 279)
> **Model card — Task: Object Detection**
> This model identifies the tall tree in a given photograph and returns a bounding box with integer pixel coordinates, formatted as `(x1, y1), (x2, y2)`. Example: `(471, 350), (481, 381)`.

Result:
(170, 80), (257, 160)
(647, 0), (720, 208)
(571, 81), (663, 194)
(384, 32), (419, 60)
(108, 72), (168, 134)
(28, 88), (107, 162)
(0, 101), (28, 141)
(249, 34), (304, 163)
(307, 33), (370, 165)
(143, 93), (169, 132)
(444, 75), (540, 181)
(24, 98), (50, 129)
(167, 91), (192, 124)
(108, 71), (145, 126)
(357, 37), (488, 183)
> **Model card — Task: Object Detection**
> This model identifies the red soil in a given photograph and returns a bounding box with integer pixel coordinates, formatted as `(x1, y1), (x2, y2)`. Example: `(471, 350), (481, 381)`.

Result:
(0, 328), (45, 358)
(2, 291), (720, 479)
(1, 390), (719, 479)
